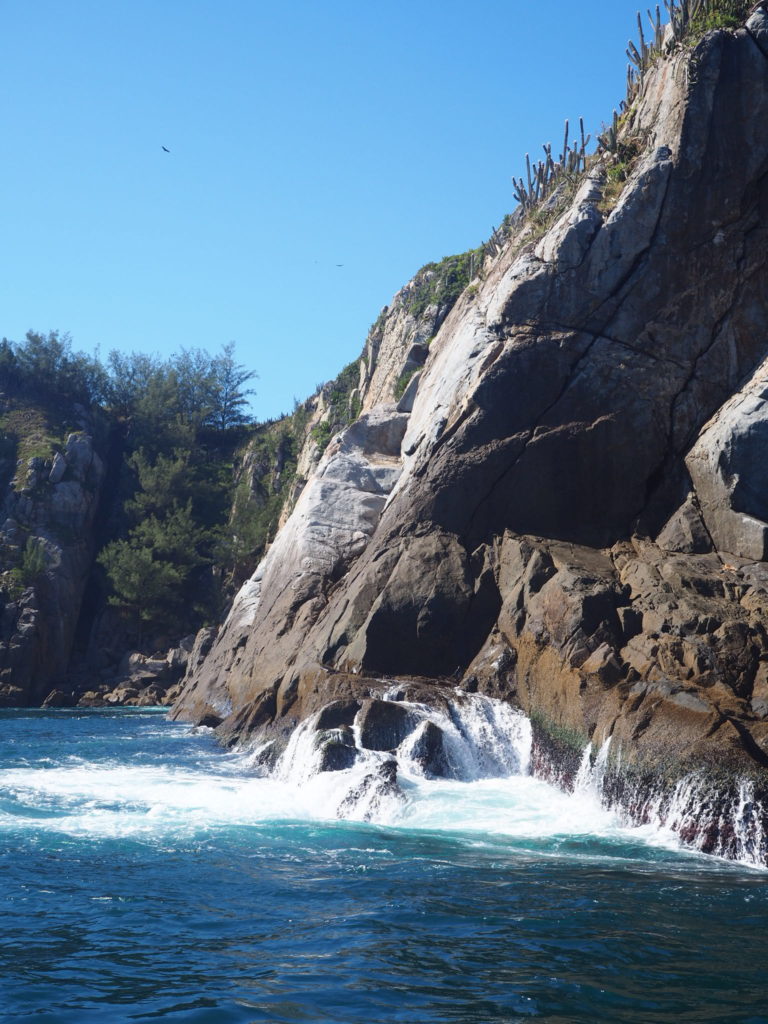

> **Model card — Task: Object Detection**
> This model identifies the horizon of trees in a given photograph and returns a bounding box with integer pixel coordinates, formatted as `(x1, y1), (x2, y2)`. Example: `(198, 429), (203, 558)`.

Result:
(0, 329), (260, 643)
(0, 331), (258, 433)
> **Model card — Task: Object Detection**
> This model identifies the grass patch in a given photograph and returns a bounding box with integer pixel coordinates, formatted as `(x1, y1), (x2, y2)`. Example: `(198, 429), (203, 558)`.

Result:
(393, 367), (418, 401)
(598, 136), (645, 214)
(310, 420), (333, 452)
(685, 1), (752, 40)
(0, 401), (67, 489)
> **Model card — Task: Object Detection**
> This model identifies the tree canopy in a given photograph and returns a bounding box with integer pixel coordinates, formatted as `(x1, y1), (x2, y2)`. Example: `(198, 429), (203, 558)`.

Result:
(0, 330), (259, 641)
(0, 332), (258, 436)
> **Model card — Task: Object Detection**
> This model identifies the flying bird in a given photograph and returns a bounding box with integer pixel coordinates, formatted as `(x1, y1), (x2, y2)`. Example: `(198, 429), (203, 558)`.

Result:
(162, 146), (171, 153)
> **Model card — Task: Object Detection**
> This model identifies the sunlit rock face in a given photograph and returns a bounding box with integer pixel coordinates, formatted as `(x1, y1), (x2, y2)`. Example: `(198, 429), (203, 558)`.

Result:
(174, 16), (768, 861)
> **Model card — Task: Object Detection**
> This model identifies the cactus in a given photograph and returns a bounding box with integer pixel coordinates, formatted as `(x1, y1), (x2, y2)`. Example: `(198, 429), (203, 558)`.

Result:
(511, 1), (751, 222)
(598, 109), (621, 154)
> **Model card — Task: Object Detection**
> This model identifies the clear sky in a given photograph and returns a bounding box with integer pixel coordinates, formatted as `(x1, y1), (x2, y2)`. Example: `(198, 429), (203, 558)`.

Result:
(3, 0), (648, 421)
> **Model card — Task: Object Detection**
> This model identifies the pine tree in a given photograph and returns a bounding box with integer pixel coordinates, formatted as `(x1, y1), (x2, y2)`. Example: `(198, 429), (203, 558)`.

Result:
(205, 342), (257, 431)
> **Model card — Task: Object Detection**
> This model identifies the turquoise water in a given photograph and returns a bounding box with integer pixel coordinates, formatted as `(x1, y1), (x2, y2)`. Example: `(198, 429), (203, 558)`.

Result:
(1, 707), (767, 1023)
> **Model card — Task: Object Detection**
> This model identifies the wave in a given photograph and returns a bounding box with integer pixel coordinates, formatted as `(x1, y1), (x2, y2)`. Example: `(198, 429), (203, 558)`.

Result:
(0, 698), (763, 871)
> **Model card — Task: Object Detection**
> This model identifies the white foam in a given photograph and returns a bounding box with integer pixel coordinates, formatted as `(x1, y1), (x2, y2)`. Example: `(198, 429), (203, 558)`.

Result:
(0, 755), (632, 848)
(1, 699), (762, 868)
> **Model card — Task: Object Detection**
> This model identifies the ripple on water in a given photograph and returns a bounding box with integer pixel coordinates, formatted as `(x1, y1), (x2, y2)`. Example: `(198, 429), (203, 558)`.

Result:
(0, 708), (766, 1024)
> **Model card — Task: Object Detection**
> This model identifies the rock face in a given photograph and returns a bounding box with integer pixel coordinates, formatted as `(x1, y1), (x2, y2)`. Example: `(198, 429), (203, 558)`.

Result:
(174, 17), (768, 861)
(0, 430), (106, 705)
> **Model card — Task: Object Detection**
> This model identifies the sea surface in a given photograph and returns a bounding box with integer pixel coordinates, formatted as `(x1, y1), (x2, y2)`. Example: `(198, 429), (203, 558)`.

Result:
(0, 707), (767, 1023)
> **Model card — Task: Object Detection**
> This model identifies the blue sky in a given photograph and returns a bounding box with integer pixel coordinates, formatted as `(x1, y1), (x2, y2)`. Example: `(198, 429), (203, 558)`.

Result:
(3, 0), (648, 420)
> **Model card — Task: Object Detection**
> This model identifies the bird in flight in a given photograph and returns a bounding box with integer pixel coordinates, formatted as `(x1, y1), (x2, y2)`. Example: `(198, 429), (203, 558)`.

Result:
(162, 146), (171, 153)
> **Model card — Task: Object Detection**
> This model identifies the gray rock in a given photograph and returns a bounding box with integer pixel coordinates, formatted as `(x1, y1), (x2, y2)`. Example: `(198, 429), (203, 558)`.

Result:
(169, 23), (768, 862)
(315, 700), (362, 730)
(336, 758), (403, 820)
(408, 720), (456, 779)
(687, 362), (768, 560)
(747, 8), (768, 59)
(48, 453), (67, 485)
(315, 727), (358, 772)
(64, 433), (94, 482)
(657, 494), (714, 554)
(356, 699), (420, 751)
(0, 419), (105, 706)
(396, 371), (421, 413)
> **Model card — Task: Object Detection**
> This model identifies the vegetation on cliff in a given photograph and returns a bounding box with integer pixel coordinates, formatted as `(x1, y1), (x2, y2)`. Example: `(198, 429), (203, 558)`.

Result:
(0, 331), (259, 639)
(0, 0), (761, 700)
(510, 0), (754, 225)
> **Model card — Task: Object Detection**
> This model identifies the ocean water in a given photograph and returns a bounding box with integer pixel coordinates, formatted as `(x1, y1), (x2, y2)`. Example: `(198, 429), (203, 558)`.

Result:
(0, 707), (767, 1024)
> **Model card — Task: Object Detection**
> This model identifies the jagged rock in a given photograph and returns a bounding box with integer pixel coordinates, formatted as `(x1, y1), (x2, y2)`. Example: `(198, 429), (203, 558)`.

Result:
(77, 691), (107, 708)
(408, 720), (456, 779)
(315, 699), (361, 730)
(580, 643), (624, 688)
(170, 21), (768, 861)
(170, 408), (409, 726)
(315, 726), (358, 772)
(747, 8), (768, 59)
(48, 453), (67, 485)
(41, 689), (76, 708)
(357, 699), (419, 751)
(64, 432), (100, 483)
(0, 428), (106, 705)
(396, 370), (421, 413)
(1, 518), (23, 546)
(134, 685), (167, 707)
(687, 359), (768, 560)
(657, 494), (714, 554)
(166, 647), (189, 673)
(23, 457), (48, 492)
(335, 758), (403, 820)
(249, 739), (281, 775)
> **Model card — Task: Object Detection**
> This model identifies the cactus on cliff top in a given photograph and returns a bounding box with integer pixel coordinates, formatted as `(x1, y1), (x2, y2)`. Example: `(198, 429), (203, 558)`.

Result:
(511, 0), (754, 222)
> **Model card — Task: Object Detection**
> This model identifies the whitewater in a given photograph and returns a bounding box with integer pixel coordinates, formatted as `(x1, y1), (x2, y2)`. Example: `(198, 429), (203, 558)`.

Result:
(1, 705), (767, 1023)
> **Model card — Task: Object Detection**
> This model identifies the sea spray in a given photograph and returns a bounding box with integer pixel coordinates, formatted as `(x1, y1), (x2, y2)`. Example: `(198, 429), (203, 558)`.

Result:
(266, 694), (768, 866)
(272, 691), (534, 822)
(567, 734), (768, 868)
(395, 692), (532, 781)
(2, 708), (767, 1024)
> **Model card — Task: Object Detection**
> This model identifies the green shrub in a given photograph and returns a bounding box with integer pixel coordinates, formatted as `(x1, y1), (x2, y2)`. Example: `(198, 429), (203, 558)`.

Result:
(20, 537), (47, 584)
(310, 421), (333, 452)
(406, 251), (480, 320)
(393, 368), (417, 401)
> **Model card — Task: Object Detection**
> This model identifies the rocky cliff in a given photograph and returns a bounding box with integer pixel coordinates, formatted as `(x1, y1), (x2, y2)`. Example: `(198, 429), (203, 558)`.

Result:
(173, 7), (768, 862)
(0, 402), (107, 706)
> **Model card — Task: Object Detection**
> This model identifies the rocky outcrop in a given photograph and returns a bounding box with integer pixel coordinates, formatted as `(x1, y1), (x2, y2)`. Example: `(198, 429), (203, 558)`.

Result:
(0, 430), (106, 705)
(171, 404), (409, 727)
(174, 14), (768, 861)
(359, 260), (467, 414)
(75, 639), (195, 707)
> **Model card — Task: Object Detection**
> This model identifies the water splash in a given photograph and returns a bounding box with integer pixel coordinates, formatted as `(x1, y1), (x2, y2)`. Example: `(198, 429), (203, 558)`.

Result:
(398, 693), (532, 780)
(2, 706), (764, 867)
(570, 735), (768, 869)
(621, 773), (768, 868)
(274, 692), (533, 822)
(573, 743), (593, 792)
